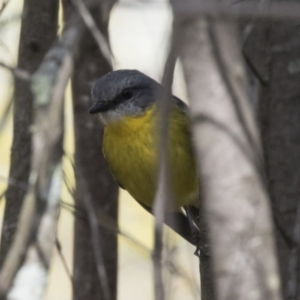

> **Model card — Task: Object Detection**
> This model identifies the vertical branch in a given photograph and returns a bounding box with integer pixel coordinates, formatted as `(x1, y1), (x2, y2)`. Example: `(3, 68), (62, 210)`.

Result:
(0, 18), (83, 298)
(197, 201), (215, 300)
(257, 18), (300, 300)
(66, 1), (119, 299)
(152, 22), (179, 300)
(5, 50), (70, 298)
(170, 10), (215, 300)
(1, 0), (59, 267)
(178, 13), (282, 300)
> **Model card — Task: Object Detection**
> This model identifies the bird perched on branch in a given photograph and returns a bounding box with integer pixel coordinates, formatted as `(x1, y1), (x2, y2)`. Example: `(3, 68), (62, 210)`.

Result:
(89, 69), (199, 245)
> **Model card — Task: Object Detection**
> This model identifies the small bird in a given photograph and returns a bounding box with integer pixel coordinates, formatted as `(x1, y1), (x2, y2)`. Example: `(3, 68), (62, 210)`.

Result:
(89, 69), (199, 245)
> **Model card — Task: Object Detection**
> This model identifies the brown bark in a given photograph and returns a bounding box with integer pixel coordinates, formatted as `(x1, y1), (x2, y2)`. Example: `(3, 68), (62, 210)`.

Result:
(197, 203), (215, 300)
(258, 19), (300, 299)
(0, 0), (59, 267)
(69, 1), (119, 299)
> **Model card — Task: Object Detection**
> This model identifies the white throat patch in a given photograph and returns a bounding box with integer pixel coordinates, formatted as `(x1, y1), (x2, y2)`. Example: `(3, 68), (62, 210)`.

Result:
(98, 102), (145, 125)
(99, 110), (124, 125)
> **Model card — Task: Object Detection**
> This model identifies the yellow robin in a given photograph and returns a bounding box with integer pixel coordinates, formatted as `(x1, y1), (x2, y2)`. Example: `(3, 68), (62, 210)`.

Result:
(89, 69), (199, 244)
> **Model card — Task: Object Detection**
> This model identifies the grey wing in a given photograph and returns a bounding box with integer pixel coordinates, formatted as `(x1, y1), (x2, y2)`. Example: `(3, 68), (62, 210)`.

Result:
(135, 199), (196, 246)
(172, 96), (188, 112)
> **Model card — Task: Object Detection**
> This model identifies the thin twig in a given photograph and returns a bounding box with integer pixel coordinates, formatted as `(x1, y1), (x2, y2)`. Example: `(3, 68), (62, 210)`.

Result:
(152, 20), (180, 300)
(0, 0), (9, 15)
(0, 62), (31, 81)
(65, 157), (152, 254)
(0, 96), (12, 132)
(0, 175), (29, 191)
(0, 189), (6, 202)
(62, 198), (152, 256)
(81, 190), (111, 300)
(55, 238), (74, 285)
(162, 244), (200, 297)
(70, 0), (113, 66)
(0, 14), (23, 30)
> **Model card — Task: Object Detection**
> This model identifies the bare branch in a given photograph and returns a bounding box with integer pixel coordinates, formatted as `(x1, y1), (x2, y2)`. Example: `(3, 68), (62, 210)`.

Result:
(178, 15), (282, 300)
(152, 22), (180, 300)
(0, 0), (9, 15)
(0, 17), (81, 296)
(7, 165), (62, 300)
(55, 238), (73, 285)
(62, 158), (151, 254)
(0, 62), (31, 81)
(0, 0), (59, 268)
(0, 97), (13, 133)
(70, 0), (113, 66)
(84, 193), (111, 300)
(0, 175), (28, 191)
(172, 1), (300, 21)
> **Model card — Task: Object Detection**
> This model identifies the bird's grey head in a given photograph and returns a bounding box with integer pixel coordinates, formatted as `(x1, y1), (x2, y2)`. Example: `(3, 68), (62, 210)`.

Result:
(89, 69), (161, 125)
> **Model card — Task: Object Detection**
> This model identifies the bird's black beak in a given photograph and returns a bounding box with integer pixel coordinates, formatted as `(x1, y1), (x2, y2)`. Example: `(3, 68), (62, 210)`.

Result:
(89, 101), (114, 114)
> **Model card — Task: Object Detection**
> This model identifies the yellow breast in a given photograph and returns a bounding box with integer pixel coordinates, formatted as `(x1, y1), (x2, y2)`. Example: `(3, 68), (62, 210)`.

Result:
(102, 104), (199, 211)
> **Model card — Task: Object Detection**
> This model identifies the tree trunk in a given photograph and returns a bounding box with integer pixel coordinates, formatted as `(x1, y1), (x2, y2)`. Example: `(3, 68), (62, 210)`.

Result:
(258, 19), (300, 300)
(69, 1), (119, 299)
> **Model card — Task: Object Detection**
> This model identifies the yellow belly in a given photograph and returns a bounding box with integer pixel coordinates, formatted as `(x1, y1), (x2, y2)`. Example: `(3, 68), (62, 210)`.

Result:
(102, 105), (199, 211)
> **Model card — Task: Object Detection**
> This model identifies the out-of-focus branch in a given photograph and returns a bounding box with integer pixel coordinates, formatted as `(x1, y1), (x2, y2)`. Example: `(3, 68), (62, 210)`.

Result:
(0, 0), (9, 15)
(172, 1), (300, 21)
(0, 96), (12, 135)
(255, 17), (300, 300)
(70, 0), (113, 65)
(0, 62), (31, 81)
(62, 171), (150, 253)
(76, 178), (112, 300)
(167, 9), (215, 300)
(178, 14), (282, 300)
(152, 36), (176, 300)
(66, 0), (119, 299)
(55, 238), (73, 285)
(287, 202), (300, 299)
(0, 15), (84, 297)
(7, 165), (63, 300)
(5, 48), (72, 299)
(0, 0), (58, 268)
(197, 201), (215, 300)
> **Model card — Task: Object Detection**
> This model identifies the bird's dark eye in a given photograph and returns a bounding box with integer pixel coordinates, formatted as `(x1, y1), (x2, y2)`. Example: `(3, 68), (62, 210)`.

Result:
(122, 89), (133, 100)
